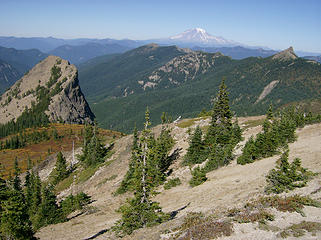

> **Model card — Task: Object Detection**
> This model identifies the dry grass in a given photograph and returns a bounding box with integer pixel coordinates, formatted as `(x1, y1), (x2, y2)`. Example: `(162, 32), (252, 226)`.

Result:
(279, 221), (321, 238)
(173, 212), (233, 240)
(177, 119), (198, 129)
(0, 123), (122, 178)
(242, 118), (266, 130)
(227, 207), (274, 223)
(257, 195), (321, 216)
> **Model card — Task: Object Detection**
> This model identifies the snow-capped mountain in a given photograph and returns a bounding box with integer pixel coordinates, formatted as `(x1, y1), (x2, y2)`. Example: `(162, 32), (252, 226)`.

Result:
(168, 28), (238, 46)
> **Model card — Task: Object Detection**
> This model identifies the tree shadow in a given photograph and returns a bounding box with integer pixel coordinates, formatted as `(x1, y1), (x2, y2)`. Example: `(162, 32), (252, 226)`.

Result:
(170, 202), (190, 219)
(83, 228), (109, 240)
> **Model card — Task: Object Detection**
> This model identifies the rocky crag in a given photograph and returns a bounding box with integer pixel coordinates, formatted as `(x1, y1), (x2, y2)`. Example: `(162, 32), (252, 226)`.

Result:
(0, 55), (94, 124)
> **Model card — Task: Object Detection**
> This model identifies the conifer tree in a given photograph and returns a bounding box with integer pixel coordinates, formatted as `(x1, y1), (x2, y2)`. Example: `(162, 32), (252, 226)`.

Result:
(115, 108), (168, 235)
(0, 176), (8, 219)
(52, 152), (68, 184)
(184, 126), (205, 165)
(185, 79), (241, 186)
(79, 124), (106, 166)
(206, 78), (233, 146)
(265, 150), (314, 194)
(0, 191), (34, 239)
(13, 157), (22, 192)
(117, 126), (141, 194)
(1, 183), (34, 239)
(34, 185), (62, 229)
(29, 173), (42, 222)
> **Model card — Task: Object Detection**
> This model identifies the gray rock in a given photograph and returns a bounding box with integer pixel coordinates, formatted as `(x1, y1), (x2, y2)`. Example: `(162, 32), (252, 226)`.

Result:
(0, 55), (94, 124)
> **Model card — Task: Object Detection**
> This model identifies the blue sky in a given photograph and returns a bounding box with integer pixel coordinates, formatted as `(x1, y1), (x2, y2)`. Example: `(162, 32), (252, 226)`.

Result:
(0, 0), (320, 53)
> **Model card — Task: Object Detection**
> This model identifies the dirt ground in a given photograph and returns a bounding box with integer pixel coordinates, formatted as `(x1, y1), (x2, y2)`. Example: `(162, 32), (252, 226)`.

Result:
(36, 117), (321, 240)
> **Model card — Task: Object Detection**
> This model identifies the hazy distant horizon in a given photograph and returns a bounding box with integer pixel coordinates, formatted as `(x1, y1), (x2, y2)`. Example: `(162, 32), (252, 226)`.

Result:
(0, 0), (320, 53)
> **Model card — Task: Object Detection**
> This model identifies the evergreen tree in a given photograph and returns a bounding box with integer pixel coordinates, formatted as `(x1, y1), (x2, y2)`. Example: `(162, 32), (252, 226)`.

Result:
(154, 124), (174, 174)
(117, 126), (141, 194)
(52, 152), (68, 185)
(34, 185), (62, 229)
(29, 173), (42, 223)
(12, 157), (22, 192)
(189, 167), (207, 187)
(115, 109), (169, 235)
(1, 188), (34, 239)
(265, 150), (315, 194)
(117, 114), (174, 194)
(205, 78), (233, 146)
(184, 126), (206, 165)
(78, 124), (106, 166)
(0, 177), (9, 221)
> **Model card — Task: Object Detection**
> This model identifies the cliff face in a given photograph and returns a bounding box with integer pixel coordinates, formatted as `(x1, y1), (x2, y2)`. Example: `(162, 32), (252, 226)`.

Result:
(0, 55), (94, 124)
(47, 72), (95, 124)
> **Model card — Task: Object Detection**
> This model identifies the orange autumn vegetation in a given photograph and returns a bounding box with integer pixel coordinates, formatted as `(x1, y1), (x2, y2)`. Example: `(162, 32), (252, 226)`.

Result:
(0, 123), (123, 178)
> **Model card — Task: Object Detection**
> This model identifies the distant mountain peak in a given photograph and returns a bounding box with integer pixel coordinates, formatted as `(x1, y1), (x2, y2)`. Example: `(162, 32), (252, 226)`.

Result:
(272, 46), (298, 61)
(169, 28), (237, 46)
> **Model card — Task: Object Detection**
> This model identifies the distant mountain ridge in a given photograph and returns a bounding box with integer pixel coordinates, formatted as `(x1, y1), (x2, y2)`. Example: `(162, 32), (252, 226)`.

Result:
(0, 60), (20, 94)
(303, 55), (321, 63)
(0, 46), (48, 74)
(48, 42), (131, 65)
(78, 44), (321, 132)
(192, 46), (277, 59)
(0, 46), (48, 93)
(0, 36), (141, 52)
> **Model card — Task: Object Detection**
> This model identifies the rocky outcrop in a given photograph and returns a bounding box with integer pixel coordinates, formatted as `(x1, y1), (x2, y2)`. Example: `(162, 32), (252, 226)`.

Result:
(272, 46), (297, 61)
(255, 80), (279, 104)
(141, 51), (223, 90)
(0, 55), (94, 124)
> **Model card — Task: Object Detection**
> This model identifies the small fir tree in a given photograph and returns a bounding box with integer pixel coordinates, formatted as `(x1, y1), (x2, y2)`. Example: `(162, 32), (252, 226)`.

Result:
(184, 126), (205, 165)
(12, 157), (22, 192)
(114, 108), (169, 236)
(265, 150), (315, 194)
(34, 185), (62, 229)
(52, 152), (68, 184)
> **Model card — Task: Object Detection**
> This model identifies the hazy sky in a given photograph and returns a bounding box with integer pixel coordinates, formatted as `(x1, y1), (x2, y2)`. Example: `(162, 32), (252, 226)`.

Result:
(1, 0), (320, 52)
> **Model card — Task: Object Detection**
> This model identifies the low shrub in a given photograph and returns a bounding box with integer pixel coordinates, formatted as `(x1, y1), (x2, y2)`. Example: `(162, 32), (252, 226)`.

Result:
(265, 150), (315, 194)
(189, 167), (207, 187)
(164, 177), (181, 190)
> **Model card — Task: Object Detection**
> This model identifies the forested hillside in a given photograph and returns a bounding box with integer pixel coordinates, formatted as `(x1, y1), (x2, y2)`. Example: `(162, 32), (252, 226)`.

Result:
(0, 46), (48, 93)
(79, 45), (321, 133)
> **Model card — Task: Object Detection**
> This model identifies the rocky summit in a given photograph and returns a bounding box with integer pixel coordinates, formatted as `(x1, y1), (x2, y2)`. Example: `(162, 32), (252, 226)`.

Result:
(0, 55), (94, 124)
(272, 46), (298, 61)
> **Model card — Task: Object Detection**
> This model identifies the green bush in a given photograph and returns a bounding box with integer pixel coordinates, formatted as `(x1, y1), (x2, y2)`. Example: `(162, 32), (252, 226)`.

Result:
(60, 192), (91, 218)
(189, 167), (207, 187)
(113, 197), (169, 236)
(265, 151), (315, 194)
(164, 178), (181, 190)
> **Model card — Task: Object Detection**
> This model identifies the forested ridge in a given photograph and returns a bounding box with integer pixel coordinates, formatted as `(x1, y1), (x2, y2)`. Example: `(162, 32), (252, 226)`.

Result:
(78, 45), (321, 133)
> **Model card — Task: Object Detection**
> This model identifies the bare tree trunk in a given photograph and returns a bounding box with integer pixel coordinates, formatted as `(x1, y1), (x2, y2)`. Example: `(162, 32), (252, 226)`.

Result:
(141, 141), (148, 204)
